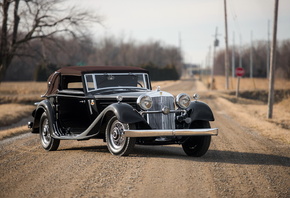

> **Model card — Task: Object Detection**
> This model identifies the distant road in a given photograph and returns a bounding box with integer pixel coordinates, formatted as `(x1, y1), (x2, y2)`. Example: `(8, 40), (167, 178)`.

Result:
(1, 79), (289, 198)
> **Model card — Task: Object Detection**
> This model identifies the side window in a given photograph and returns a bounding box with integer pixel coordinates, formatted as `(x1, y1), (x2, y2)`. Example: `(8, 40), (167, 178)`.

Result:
(85, 74), (95, 91)
(137, 75), (145, 88)
(67, 82), (83, 89)
(61, 75), (83, 90)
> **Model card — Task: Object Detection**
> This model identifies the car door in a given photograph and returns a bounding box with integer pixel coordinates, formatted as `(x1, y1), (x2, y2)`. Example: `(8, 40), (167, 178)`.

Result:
(56, 75), (93, 134)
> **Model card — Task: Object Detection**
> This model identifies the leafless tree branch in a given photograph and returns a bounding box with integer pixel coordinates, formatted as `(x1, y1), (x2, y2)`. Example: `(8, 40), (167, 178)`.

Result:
(0, 0), (104, 81)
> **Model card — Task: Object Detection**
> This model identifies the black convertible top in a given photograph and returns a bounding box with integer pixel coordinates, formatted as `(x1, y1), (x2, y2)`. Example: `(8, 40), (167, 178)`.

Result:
(43, 66), (148, 97)
(56, 66), (148, 76)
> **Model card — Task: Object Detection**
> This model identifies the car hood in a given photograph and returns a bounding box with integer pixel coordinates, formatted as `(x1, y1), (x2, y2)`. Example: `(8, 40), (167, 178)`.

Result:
(92, 88), (151, 100)
(92, 88), (174, 100)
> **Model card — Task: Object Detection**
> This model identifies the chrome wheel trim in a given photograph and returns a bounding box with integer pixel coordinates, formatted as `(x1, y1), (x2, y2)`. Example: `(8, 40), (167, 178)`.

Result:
(41, 118), (51, 147)
(108, 120), (127, 153)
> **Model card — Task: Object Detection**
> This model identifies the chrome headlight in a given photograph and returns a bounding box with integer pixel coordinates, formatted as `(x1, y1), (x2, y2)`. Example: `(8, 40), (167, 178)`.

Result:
(137, 95), (153, 110)
(176, 93), (191, 109)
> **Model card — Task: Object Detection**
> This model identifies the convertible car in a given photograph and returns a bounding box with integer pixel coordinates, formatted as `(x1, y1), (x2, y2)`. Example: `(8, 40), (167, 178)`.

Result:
(28, 66), (218, 156)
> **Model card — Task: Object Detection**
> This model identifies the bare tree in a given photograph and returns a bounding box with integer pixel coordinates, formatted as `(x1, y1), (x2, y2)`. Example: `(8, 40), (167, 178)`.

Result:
(0, 0), (103, 82)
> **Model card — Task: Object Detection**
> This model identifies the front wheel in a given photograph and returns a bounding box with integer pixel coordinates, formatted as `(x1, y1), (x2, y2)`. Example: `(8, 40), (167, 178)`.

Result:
(182, 121), (212, 157)
(39, 112), (60, 151)
(105, 116), (136, 156)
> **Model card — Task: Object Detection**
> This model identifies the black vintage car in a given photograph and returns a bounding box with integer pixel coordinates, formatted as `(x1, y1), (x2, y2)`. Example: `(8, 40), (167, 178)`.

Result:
(28, 66), (218, 156)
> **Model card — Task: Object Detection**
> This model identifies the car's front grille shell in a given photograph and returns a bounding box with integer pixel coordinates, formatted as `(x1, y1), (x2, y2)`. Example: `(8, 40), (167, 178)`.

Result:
(147, 96), (175, 130)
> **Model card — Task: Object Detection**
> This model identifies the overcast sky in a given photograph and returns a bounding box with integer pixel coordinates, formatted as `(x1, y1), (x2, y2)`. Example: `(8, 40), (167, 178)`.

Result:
(67, 0), (290, 65)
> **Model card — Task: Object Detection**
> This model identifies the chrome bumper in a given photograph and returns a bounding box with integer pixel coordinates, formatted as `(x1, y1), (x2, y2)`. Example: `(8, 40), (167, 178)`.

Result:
(124, 128), (218, 137)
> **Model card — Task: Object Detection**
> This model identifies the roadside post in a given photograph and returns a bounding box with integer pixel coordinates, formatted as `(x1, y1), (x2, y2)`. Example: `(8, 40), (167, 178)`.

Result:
(235, 67), (245, 98)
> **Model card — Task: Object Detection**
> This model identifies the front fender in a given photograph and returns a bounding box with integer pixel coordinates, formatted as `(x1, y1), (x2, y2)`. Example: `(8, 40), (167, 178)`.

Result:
(187, 101), (215, 121)
(55, 103), (146, 140)
(103, 103), (145, 124)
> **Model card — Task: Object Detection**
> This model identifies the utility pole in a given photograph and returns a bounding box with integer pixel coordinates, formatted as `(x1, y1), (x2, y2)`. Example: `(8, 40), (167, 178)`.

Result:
(239, 34), (243, 68)
(224, 0), (230, 90)
(206, 46), (212, 88)
(211, 27), (220, 90)
(232, 32), (235, 78)
(178, 32), (182, 51)
(267, 0), (279, 119)
(208, 45), (212, 76)
(267, 20), (271, 78)
(250, 31), (253, 78)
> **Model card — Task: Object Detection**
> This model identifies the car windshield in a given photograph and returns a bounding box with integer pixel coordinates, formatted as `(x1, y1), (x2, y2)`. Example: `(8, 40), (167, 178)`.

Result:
(84, 73), (150, 92)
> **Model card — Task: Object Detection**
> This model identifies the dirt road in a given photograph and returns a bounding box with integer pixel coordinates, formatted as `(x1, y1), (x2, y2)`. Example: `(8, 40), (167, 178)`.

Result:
(0, 79), (289, 198)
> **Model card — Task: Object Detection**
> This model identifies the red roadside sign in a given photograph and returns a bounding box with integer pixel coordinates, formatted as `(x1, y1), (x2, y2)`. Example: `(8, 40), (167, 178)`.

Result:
(235, 67), (245, 77)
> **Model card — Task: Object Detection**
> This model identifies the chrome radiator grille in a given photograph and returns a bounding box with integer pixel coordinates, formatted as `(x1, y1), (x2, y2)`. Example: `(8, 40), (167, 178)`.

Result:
(147, 96), (175, 129)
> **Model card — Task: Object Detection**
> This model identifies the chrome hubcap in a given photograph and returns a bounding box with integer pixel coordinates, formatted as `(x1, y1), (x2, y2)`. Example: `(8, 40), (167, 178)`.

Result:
(41, 118), (51, 147)
(109, 120), (128, 152)
(112, 123), (124, 146)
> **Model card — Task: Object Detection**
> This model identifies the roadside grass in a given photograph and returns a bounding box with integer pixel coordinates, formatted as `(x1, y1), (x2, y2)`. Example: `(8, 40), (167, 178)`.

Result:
(0, 81), (46, 104)
(0, 104), (35, 127)
(201, 75), (290, 91)
(0, 82), (46, 140)
(202, 75), (290, 143)
(0, 126), (28, 140)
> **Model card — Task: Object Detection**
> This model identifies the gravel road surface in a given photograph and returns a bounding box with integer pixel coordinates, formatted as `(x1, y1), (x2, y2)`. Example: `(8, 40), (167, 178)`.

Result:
(0, 79), (289, 198)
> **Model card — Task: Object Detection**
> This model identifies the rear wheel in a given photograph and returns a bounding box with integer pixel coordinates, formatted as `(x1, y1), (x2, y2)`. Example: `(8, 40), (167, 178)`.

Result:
(105, 116), (136, 156)
(182, 121), (211, 157)
(39, 112), (60, 151)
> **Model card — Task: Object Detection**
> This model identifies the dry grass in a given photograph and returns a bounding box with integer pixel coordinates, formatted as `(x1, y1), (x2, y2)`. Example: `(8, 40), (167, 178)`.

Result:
(0, 104), (34, 127)
(202, 75), (290, 91)
(0, 82), (44, 139)
(201, 75), (290, 143)
(0, 81), (46, 104)
(151, 80), (178, 90)
(216, 96), (290, 144)
(0, 126), (28, 140)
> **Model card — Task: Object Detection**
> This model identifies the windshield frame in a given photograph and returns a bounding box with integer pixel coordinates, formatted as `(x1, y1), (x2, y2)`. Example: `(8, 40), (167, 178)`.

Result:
(84, 73), (151, 93)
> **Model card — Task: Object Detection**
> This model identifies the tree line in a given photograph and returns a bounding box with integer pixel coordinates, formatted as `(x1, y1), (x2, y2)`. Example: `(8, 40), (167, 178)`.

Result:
(1, 0), (182, 82)
(213, 39), (290, 79)
(4, 35), (182, 81)
(2, 0), (288, 82)
(0, 0), (102, 82)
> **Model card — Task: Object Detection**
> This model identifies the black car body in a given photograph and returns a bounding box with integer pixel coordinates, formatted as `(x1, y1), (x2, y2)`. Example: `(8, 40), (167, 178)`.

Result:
(28, 66), (218, 156)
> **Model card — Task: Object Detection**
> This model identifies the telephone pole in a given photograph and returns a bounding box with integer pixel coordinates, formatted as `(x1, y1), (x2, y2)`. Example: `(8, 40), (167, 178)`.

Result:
(267, 20), (271, 78)
(232, 32), (235, 78)
(239, 34), (243, 68)
(211, 27), (220, 90)
(250, 31), (253, 78)
(267, 0), (279, 119)
(224, 0), (230, 90)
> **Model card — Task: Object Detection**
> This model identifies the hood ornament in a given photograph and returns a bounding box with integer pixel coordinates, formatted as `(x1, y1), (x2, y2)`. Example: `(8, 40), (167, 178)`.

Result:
(156, 86), (161, 91)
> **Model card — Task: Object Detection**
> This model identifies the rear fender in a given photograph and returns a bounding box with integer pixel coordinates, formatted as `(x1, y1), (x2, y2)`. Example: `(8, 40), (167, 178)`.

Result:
(31, 100), (55, 133)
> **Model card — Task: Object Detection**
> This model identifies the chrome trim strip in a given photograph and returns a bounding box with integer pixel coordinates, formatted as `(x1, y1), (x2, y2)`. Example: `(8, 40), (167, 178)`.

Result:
(141, 109), (186, 115)
(124, 128), (218, 137)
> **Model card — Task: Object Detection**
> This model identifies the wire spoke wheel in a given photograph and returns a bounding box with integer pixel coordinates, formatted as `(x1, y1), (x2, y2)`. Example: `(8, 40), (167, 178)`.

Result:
(106, 116), (135, 156)
(40, 118), (51, 147)
(39, 112), (60, 151)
